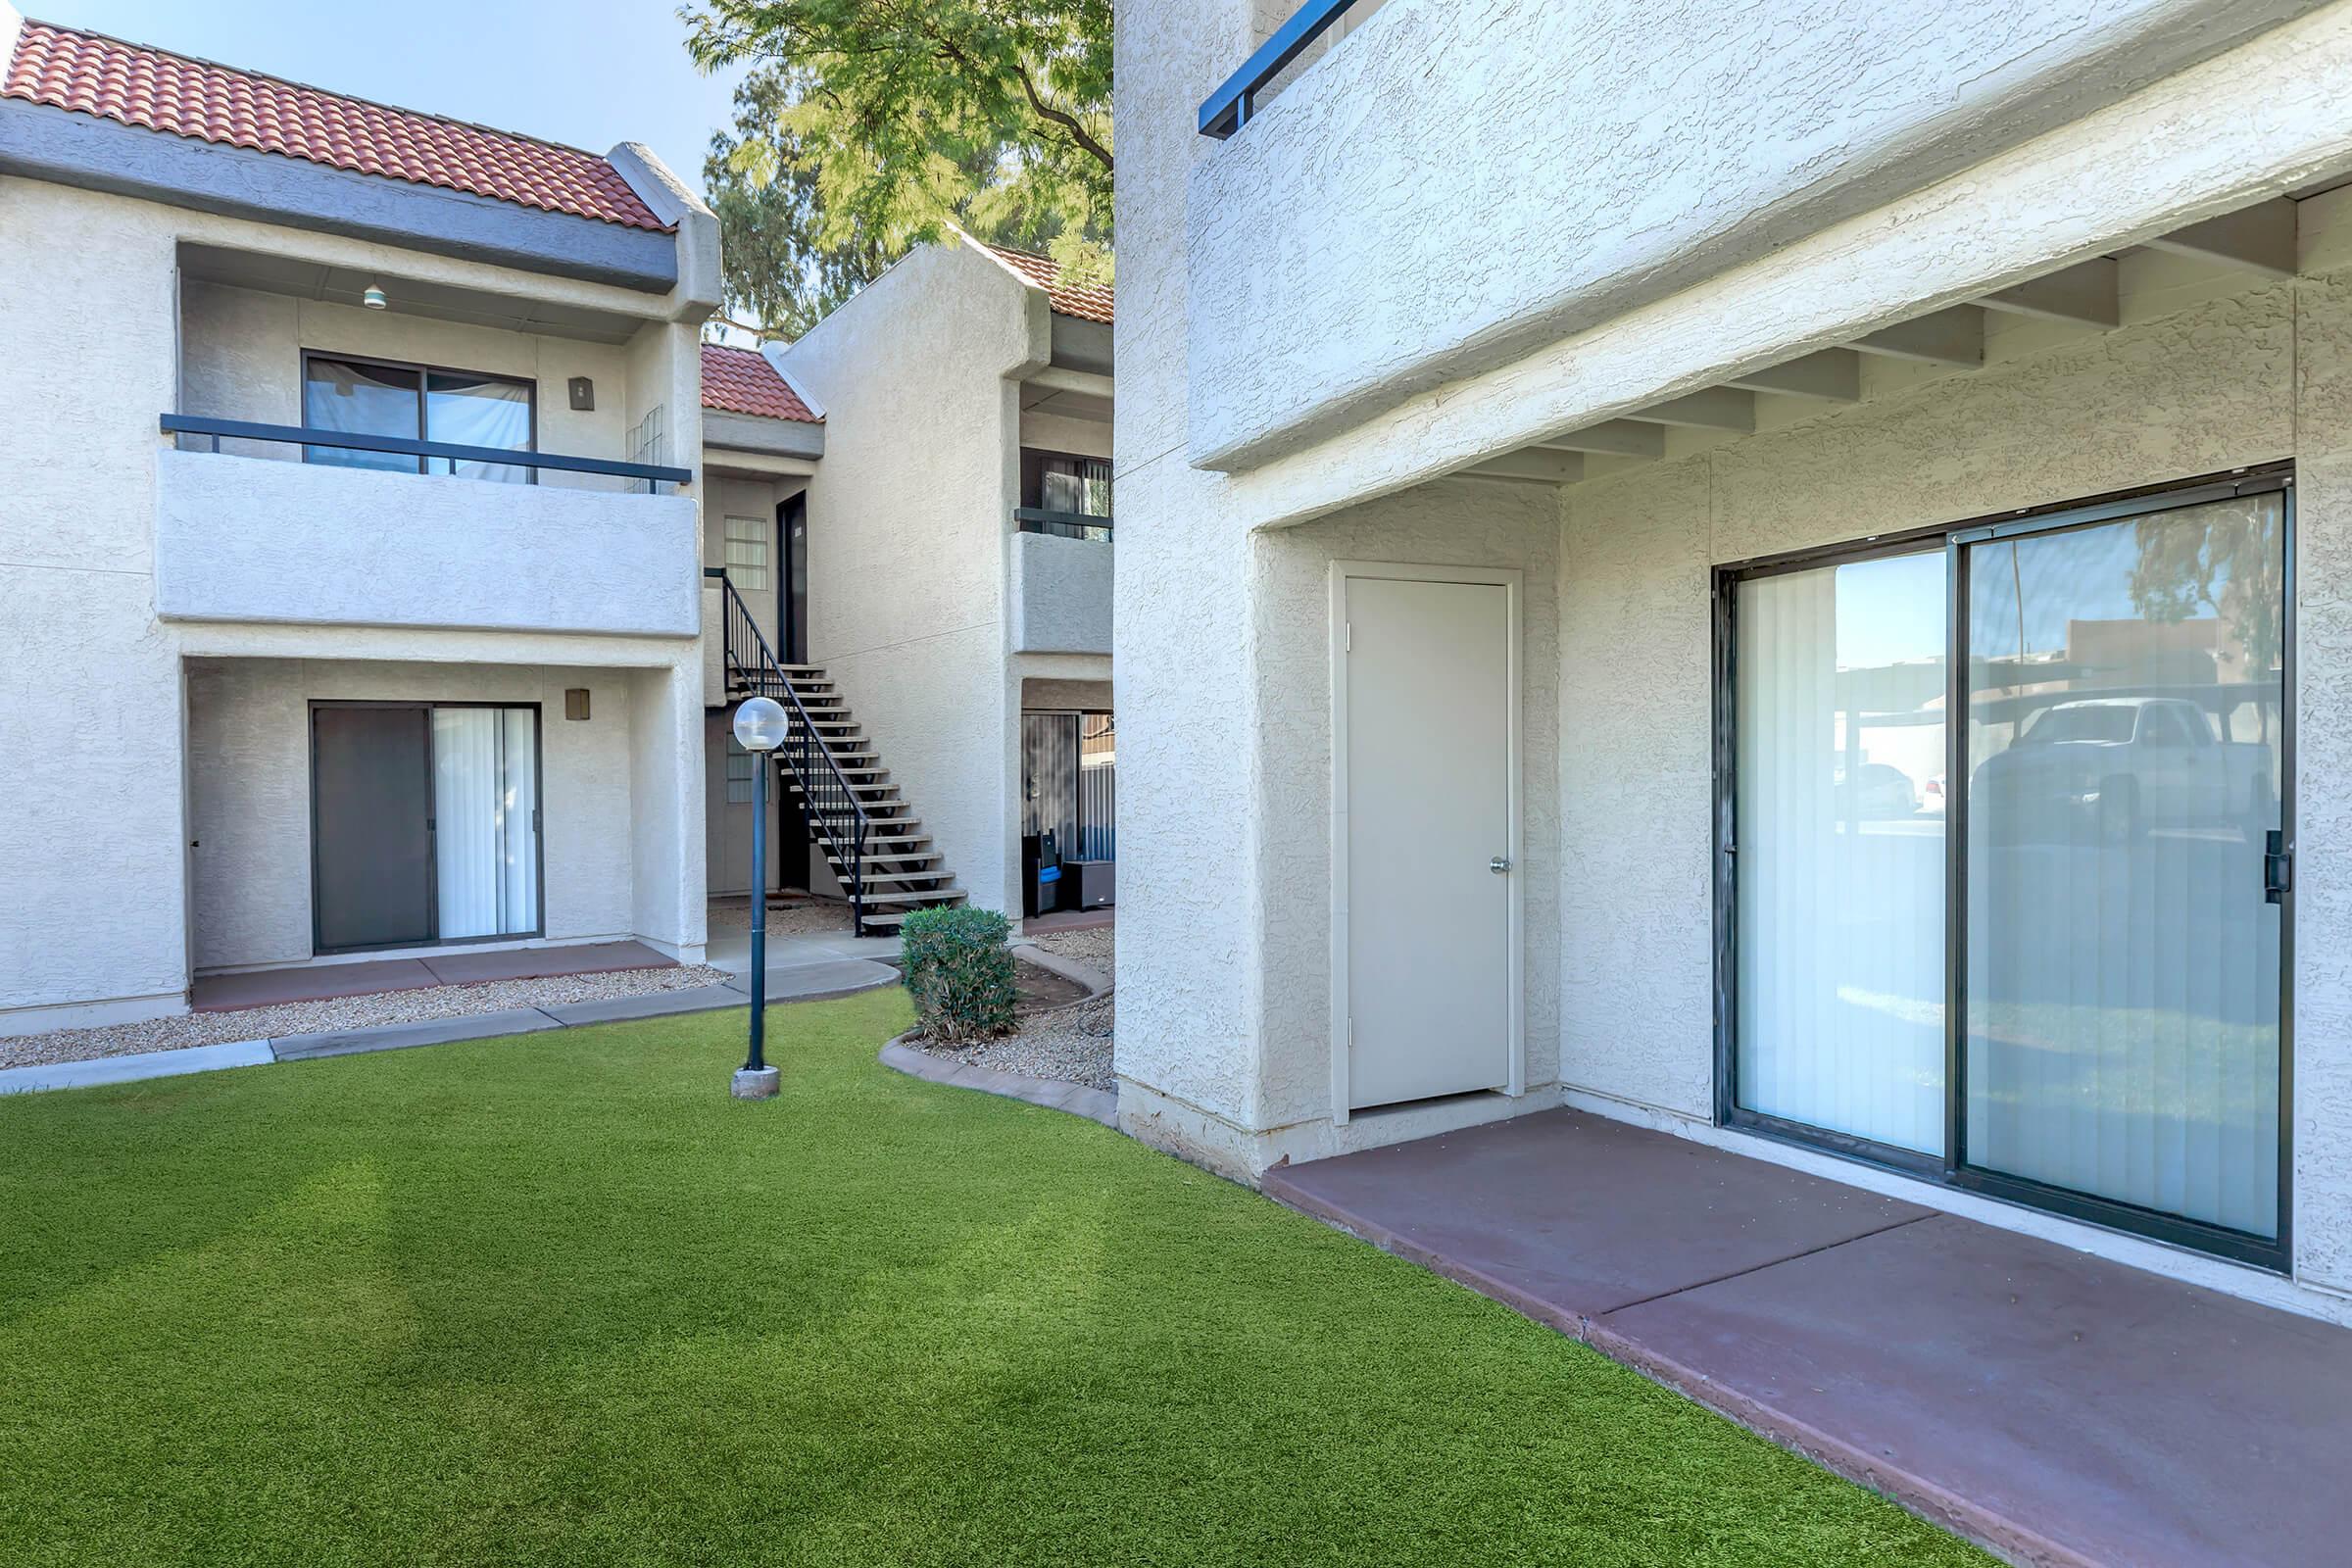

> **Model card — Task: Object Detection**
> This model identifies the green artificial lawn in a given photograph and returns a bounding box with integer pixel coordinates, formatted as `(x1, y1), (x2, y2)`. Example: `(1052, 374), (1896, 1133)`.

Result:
(0, 992), (1986, 1567)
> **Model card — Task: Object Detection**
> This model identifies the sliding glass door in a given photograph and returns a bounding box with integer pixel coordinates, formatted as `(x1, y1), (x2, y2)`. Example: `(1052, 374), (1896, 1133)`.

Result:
(1957, 489), (2286, 1249)
(430, 707), (541, 940)
(1721, 473), (2291, 1264)
(312, 702), (542, 953)
(1728, 548), (1949, 1158)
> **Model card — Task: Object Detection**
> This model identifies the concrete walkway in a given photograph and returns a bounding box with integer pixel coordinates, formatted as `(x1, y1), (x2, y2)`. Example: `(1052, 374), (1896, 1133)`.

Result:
(0, 956), (898, 1096)
(191, 939), (678, 1010)
(1265, 1107), (2352, 1568)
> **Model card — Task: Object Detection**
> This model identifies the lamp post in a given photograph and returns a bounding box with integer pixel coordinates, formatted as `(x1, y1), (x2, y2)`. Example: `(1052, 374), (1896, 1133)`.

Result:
(731, 696), (789, 1101)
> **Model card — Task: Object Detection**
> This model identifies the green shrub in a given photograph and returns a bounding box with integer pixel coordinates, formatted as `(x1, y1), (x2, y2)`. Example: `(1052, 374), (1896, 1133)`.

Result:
(900, 906), (1016, 1043)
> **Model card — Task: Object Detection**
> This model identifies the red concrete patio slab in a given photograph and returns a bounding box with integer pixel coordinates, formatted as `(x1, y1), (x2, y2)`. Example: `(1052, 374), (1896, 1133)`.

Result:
(1597, 1213), (2352, 1568)
(1265, 1105), (2352, 1566)
(416, 940), (672, 986)
(192, 957), (440, 1011)
(191, 942), (674, 1012)
(1263, 1107), (1933, 1321)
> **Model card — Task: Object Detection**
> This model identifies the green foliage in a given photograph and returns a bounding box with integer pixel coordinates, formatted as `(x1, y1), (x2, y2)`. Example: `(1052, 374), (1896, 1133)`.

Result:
(701, 70), (896, 340)
(899, 906), (1016, 1043)
(682, 0), (1113, 337)
(2126, 496), (2284, 673)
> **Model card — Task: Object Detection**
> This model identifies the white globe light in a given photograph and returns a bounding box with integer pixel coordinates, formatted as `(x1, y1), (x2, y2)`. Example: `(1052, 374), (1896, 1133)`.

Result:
(733, 696), (789, 753)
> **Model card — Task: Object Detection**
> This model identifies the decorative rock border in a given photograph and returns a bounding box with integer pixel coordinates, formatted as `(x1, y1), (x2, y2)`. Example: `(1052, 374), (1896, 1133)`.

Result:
(879, 1037), (1118, 1127)
(877, 945), (1117, 1126)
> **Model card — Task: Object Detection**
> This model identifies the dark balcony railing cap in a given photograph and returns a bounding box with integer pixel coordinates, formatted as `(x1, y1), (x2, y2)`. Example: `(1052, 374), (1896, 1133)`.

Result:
(159, 413), (693, 486)
(1199, 0), (1369, 138)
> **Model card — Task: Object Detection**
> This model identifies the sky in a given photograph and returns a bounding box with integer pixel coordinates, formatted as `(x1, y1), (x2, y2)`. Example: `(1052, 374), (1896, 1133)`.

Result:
(27, 0), (749, 200)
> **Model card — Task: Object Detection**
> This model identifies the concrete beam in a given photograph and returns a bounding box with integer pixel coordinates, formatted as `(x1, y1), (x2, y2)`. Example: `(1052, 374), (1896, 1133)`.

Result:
(1462, 449), (1584, 484)
(1027, 366), (1116, 403)
(1533, 419), (1665, 460)
(1722, 349), (1863, 403)
(1981, 257), (2121, 328)
(1848, 306), (1985, 366)
(2145, 196), (2300, 279)
(1625, 386), (1756, 431)
(701, 411), (824, 461)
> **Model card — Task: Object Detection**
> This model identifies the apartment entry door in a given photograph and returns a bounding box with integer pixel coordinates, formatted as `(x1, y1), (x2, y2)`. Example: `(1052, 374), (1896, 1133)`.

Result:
(1334, 564), (1521, 1113)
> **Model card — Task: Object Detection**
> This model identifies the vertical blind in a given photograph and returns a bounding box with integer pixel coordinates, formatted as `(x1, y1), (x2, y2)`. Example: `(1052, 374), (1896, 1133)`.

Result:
(1962, 496), (2283, 1237)
(432, 708), (539, 940)
(1736, 553), (1947, 1154)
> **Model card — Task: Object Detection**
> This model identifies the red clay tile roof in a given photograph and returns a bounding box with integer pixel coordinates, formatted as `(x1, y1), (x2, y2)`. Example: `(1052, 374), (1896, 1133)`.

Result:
(701, 343), (818, 423)
(3, 20), (668, 231)
(985, 243), (1114, 324)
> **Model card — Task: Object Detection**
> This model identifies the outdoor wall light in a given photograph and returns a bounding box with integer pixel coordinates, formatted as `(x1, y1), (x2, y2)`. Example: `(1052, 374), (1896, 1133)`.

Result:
(730, 695), (791, 1102)
(362, 282), (389, 310)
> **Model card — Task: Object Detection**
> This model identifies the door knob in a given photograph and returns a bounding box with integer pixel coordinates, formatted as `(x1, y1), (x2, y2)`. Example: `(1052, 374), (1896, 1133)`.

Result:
(1490, 856), (1512, 874)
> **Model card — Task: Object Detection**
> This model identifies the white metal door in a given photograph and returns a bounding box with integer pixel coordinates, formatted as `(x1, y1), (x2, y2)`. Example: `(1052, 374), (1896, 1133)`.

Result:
(1339, 571), (1515, 1110)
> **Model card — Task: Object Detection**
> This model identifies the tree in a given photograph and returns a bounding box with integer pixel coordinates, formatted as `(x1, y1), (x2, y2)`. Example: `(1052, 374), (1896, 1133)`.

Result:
(682, 0), (1113, 339)
(702, 71), (894, 341)
(2128, 499), (2284, 676)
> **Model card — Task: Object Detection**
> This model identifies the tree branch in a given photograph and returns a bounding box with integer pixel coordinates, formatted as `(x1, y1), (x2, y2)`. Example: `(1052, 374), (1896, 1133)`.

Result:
(1012, 64), (1112, 172)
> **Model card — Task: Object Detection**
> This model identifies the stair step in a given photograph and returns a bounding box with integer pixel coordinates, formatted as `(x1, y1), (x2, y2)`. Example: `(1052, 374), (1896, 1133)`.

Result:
(858, 894), (970, 928)
(860, 868), (955, 887)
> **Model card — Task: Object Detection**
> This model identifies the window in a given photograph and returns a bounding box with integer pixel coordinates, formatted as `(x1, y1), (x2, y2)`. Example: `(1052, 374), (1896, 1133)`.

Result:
(723, 516), (770, 591)
(1019, 449), (1112, 518)
(302, 353), (533, 482)
(1719, 471), (2292, 1267)
(725, 735), (756, 804)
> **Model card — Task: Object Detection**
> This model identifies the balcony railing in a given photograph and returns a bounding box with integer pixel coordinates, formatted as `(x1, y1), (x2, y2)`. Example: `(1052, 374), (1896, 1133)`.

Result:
(159, 414), (693, 492)
(1199, 0), (1370, 138)
(1014, 507), (1112, 543)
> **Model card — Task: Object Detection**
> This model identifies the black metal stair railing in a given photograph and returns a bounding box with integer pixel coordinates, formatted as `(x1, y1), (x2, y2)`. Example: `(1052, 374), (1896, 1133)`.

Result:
(710, 569), (870, 936)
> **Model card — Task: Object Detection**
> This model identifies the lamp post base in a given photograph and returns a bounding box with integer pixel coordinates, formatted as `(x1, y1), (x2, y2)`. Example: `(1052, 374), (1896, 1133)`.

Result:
(731, 1066), (781, 1101)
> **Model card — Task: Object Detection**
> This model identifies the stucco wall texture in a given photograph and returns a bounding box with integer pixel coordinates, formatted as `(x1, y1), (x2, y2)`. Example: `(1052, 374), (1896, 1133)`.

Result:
(156, 451), (700, 637)
(1185, 0), (2324, 471)
(184, 660), (643, 969)
(0, 173), (706, 1027)
(781, 241), (1049, 918)
(1121, 0), (2352, 1315)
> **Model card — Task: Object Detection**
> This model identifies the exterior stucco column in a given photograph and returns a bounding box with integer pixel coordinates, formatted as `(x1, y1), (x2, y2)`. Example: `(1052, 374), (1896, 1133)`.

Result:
(1110, 0), (1287, 1171)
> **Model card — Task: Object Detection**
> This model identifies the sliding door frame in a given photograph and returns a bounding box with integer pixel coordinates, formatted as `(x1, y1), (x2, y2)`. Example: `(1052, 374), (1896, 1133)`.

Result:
(1713, 465), (2295, 1271)
(309, 699), (548, 955)
(1712, 525), (1955, 1179)
(1942, 468), (2293, 1271)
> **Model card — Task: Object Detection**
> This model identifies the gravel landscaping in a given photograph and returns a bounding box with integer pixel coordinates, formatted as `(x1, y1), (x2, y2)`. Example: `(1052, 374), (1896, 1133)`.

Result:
(707, 895), (857, 936)
(0, 964), (734, 1070)
(909, 936), (1116, 1093)
(1025, 924), (1113, 974)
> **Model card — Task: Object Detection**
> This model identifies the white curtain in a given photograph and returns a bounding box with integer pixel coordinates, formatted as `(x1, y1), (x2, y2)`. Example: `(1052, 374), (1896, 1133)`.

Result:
(1736, 555), (1947, 1153)
(425, 373), (532, 484)
(1962, 498), (2282, 1238)
(432, 708), (540, 939)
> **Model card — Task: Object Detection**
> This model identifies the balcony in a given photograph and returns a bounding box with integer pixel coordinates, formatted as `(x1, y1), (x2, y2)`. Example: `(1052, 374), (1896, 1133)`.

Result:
(1009, 514), (1111, 656)
(153, 418), (699, 638)
(1187, 0), (2309, 471)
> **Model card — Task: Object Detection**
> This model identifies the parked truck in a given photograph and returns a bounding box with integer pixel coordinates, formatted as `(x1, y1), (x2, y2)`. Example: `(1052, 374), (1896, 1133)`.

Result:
(1971, 696), (2273, 844)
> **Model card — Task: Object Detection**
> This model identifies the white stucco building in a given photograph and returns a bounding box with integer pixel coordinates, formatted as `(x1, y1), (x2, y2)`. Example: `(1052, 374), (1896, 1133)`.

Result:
(1116, 0), (2352, 1324)
(701, 234), (1115, 932)
(0, 10), (716, 1032)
